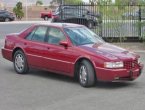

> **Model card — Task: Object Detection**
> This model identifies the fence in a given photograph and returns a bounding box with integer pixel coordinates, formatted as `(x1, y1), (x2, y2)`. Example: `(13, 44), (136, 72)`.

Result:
(59, 4), (145, 42)
(5, 4), (145, 42)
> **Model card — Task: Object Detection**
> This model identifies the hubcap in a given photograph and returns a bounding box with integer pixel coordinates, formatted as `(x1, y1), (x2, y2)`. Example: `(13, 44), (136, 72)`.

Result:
(15, 54), (24, 72)
(79, 65), (87, 84)
(5, 18), (9, 22)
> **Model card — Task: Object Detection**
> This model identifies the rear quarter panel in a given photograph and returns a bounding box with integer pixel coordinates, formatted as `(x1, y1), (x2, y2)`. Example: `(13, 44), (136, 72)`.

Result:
(2, 34), (25, 61)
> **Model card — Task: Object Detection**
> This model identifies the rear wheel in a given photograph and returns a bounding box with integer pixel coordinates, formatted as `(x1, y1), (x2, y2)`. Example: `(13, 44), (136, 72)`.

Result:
(79, 60), (95, 87)
(5, 18), (10, 22)
(13, 50), (29, 74)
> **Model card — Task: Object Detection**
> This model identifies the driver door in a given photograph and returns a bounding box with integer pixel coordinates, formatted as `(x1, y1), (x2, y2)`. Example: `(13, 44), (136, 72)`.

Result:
(43, 27), (75, 74)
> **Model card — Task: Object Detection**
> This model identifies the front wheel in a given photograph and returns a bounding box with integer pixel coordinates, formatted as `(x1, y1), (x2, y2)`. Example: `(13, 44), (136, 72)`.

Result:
(13, 50), (29, 74)
(79, 60), (95, 87)
(44, 16), (49, 20)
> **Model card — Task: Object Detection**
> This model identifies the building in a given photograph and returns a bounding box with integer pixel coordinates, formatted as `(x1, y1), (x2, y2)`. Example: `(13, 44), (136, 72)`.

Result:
(0, 1), (5, 9)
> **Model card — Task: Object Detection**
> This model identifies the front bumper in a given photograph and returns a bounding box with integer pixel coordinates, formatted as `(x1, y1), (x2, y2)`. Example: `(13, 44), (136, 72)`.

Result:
(10, 17), (15, 21)
(95, 64), (143, 82)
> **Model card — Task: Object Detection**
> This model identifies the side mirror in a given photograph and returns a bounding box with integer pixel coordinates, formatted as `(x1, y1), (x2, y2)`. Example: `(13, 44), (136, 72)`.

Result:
(59, 41), (69, 47)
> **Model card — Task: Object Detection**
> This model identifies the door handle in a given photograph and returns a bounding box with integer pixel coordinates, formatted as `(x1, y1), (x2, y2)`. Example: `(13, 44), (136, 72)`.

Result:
(24, 42), (27, 45)
(47, 47), (50, 50)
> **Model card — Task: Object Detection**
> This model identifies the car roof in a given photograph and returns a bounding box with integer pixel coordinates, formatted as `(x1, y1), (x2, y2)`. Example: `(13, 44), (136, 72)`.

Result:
(0, 10), (10, 13)
(36, 23), (84, 28)
(0, 10), (6, 12)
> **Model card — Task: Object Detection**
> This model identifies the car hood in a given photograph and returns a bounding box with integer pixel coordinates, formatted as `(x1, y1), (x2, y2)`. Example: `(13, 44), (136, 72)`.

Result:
(79, 43), (138, 60)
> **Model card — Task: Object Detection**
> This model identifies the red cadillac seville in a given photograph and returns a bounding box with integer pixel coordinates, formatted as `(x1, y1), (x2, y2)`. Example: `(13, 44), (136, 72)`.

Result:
(1, 23), (143, 87)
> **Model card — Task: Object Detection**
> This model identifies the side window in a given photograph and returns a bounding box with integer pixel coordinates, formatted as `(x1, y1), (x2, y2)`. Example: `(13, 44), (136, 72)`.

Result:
(48, 27), (66, 45)
(31, 26), (48, 42)
(0, 12), (4, 15)
(25, 28), (36, 40)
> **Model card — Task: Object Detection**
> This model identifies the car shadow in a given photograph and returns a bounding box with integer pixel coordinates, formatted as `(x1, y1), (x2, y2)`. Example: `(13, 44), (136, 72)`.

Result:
(6, 68), (137, 89)
(95, 81), (138, 89)
(29, 69), (136, 89)
(28, 69), (77, 84)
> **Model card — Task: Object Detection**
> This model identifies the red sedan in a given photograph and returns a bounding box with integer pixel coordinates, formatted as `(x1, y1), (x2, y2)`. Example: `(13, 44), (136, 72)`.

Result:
(1, 23), (143, 87)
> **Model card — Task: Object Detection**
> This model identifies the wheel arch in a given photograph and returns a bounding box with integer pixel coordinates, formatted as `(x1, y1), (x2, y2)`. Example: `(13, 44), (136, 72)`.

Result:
(74, 57), (96, 80)
(12, 47), (25, 60)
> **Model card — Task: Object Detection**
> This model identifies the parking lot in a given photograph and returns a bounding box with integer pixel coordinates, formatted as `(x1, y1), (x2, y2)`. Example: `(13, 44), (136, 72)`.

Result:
(0, 23), (145, 110)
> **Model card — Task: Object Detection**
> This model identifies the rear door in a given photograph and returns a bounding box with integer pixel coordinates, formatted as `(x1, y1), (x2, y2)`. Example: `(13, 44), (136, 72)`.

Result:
(24, 25), (49, 68)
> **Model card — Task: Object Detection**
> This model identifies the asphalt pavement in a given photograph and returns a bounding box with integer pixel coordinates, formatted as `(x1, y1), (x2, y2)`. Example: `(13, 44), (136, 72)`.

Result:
(0, 22), (145, 110)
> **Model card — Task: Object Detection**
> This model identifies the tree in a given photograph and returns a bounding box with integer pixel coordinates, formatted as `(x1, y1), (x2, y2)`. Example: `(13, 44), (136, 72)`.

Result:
(36, 0), (43, 6)
(50, 0), (82, 5)
(89, 0), (98, 5)
(138, 0), (145, 5)
(13, 1), (24, 20)
(115, 0), (143, 6)
(89, 0), (112, 5)
(64, 0), (82, 4)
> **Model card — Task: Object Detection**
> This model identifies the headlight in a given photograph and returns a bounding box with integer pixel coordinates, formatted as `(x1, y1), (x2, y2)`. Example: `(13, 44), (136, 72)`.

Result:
(104, 61), (124, 69)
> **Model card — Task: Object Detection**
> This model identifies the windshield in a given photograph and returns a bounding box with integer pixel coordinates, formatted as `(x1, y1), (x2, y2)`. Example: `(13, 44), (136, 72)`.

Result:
(54, 7), (60, 14)
(64, 27), (105, 46)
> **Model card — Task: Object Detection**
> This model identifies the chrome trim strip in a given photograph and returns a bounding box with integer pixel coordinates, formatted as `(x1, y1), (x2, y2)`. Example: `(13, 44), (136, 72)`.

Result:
(95, 66), (126, 71)
(27, 53), (75, 64)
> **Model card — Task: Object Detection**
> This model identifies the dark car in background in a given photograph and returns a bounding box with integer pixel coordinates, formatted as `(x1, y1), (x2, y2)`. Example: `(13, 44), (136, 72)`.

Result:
(51, 6), (102, 28)
(0, 10), (15, 22)
(122, 9), (145, 20)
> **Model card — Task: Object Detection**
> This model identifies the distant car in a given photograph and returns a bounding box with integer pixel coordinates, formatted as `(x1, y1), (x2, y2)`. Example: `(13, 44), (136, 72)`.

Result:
(122, 9), (145, 20)
(0, 10), (15, 22)
(1, 23), (143, 87)
(51, 6), (102, 28)
(40, 10), (52, 20)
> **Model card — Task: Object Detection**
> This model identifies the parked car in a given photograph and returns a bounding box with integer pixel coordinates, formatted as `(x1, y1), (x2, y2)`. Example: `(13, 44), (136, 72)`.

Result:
(1, 23), (143, 87)
(40, 10), (52, 20)
(122, 9), (145, 20)
(0, 10), (15, 22)
(51, 6), (102, 28)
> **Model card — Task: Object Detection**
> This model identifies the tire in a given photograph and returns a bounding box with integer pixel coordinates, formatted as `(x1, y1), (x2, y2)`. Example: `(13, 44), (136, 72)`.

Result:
(79, 60), (95, 87)
(5, 18), (10, 22)
(44, 16), (48, 21)
(87, 21), (94, 29)
(51, 18), (56, 22)
(13, 50), (29, 74)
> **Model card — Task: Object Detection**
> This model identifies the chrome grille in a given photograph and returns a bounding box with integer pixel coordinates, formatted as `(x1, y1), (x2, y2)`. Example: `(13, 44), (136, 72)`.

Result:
(124, 60), (138, 69)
